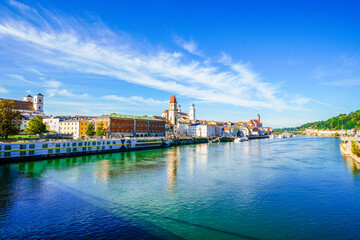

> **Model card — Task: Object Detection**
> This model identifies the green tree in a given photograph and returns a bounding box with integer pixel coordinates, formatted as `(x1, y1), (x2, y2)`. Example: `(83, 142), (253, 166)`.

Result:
(96, 122), (105, 136)
(24, 115), (47, 135)
(351, 140), (360, 157)
(86, 122), (95, 137)
(0, 99), (23, 138)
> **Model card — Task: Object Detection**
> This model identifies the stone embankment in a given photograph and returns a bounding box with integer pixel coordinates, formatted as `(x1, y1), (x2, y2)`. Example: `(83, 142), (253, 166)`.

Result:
(340, 136), (360, 163)
(170, 136), (234, 146)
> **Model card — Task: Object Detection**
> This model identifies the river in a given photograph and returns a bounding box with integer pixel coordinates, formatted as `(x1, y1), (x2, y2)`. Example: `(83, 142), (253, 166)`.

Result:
(0, 136), (360, 239)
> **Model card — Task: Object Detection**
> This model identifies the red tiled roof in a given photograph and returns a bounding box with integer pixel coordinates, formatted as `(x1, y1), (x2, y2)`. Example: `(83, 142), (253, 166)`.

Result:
(163, 110), (168, 113)
(0, 99), (35, 111)
(169, 95), (177, 104)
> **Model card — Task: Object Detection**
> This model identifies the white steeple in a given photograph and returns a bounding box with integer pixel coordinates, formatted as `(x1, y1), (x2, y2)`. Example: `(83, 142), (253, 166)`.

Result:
(190, 102), (195, 121)
(33, 93), (44, 112)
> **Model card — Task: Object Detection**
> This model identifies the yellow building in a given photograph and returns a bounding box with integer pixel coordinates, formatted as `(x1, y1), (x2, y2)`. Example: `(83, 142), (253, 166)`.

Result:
(79, 119), (90, 137)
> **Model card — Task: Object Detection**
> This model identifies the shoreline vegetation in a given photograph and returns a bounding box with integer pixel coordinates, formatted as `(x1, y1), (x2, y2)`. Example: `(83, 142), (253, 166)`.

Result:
(341, 137), (360, 164)
(274, 110), (360, 135)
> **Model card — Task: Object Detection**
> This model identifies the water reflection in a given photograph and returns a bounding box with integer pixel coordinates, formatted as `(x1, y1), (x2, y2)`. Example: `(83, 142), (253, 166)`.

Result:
(196, 144), (208, 168)
(343, 155), (360, 176)
(95, 159), (110, 184)
(167, 147), (180, 193)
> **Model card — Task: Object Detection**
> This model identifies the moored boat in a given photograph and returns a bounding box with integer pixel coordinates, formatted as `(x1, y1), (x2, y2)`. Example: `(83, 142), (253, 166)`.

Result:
(234, 137), (249, 143)
(0, 138), (171, 163)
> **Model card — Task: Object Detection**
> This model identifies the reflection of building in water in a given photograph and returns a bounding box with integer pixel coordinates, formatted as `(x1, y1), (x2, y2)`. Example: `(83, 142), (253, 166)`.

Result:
(196, 144), (208, 168)
(187, 147), (196, 177)
(167, 147), (181, 193)
(95, 159), (110, 184)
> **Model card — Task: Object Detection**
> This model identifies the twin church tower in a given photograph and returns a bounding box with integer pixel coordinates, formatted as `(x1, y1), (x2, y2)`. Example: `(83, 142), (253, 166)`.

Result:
(162, 95), (196, 125)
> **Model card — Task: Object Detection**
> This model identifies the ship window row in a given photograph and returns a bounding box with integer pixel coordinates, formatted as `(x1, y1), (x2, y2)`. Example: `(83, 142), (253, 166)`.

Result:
(2, 141), (120, 152)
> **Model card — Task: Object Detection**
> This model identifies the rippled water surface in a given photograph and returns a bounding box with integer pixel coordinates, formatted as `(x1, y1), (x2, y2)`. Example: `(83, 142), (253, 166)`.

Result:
(1, 136), (360, 239)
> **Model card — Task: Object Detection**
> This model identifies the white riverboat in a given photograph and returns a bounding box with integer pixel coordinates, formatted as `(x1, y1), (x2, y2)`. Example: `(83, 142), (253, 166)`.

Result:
(0, 138), (172, 163)
(234, 137), (249, 143)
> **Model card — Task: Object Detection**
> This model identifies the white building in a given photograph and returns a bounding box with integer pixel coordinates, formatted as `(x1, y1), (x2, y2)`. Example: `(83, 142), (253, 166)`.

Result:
(223, 127), (237, 137)
(196, 124), (216, 137)
(43, 117), (62, 132)
(1, 93), (45, 129)
(177, 123), (189, 136)
(59, 120), (81, 139)
(187, 123), (216, 137)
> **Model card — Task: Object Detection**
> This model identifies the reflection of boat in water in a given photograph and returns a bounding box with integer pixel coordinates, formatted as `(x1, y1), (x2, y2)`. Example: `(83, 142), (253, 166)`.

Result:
(234, 137), (249, 143)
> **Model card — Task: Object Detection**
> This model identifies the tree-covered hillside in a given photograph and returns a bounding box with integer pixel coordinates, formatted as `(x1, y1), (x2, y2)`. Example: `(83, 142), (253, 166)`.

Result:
(274, 110), (360, 132)
(299, 110), (360, 130)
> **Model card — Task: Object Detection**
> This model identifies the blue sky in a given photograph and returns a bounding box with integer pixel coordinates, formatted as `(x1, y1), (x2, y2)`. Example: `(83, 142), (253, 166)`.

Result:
(0, 0), (359, 128)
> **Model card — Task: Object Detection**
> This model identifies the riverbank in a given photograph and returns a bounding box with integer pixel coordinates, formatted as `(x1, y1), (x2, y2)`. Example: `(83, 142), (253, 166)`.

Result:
(340, 137), (360, 163)
(170, 136), (234, 146)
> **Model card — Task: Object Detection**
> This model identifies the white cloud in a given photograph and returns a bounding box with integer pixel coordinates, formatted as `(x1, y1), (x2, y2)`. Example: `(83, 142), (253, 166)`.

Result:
(103, 95), (168, 105)
(44, 80), (61, 88)
(322, 77), (360, 86)
(0, 86), (9, 93)
(0, 3), (315, 111)
(46, 88), (89, 98)
(8, 74), (37, 84)
(290, 95), (311, 105)
(174, 36), (203, 57)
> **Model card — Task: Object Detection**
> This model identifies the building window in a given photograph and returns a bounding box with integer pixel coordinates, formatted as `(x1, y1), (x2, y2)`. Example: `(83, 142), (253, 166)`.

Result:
(48, 149), (53, 154)
(5, 145), (11, 151)
(20, 144), (26, 150)
(42, 144), (48, 148)
(5, 152), (11, 157)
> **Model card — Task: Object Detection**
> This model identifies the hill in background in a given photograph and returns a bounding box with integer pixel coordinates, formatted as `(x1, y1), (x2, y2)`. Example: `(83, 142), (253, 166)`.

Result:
(275, 110), (360, 132)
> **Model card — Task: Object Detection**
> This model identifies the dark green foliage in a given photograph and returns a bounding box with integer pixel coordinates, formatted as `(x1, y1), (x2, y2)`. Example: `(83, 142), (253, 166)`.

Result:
(86, 122), (95, 137)
(25, 115), (47, 135)
(96, 122), (105, 136)
(276, 110), (360, 131)
(0, 99), (23, 138)
(300, 110), (360, 130)
(351, 140), (360, 157)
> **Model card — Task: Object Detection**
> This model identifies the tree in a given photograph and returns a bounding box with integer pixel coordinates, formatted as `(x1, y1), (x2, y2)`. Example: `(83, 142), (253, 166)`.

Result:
(96, 122), (105, 136)
(24, 115), (47, 135)
(0, 99), (23, 138)
(86, 122), (95, 137)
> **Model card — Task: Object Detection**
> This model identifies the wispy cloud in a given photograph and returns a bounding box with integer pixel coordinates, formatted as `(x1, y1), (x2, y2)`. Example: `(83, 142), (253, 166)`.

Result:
(0, 86), (9, 93)
(42, 79), (62, 88)
(322, 77), (360, 86)
(8, 74), (62, 88)
(0, 1), (323, 112)
(314, 55), (360, 79)
(174, 36), (203, 57)
(8, 74), (37, 84)
(103, 95), (168, 105)
(46, 89), (89, 98)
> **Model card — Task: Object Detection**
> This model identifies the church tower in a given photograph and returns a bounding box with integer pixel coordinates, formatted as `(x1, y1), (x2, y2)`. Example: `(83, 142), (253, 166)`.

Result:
(33, 93), (44, 112)
(257, 113), (260, 122)
(168, 95), (178, 125)
(190, 103), (195, 121)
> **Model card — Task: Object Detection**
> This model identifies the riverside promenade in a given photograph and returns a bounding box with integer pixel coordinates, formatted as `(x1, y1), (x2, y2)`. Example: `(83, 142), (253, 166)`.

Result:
(340, 136), (360, 163)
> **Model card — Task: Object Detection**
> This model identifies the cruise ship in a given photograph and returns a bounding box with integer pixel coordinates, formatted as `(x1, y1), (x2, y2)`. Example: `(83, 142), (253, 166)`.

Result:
(0, 138), (172, 163)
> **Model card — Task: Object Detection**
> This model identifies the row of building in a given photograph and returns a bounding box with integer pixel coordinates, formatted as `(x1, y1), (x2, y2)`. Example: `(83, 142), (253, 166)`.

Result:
(303, 128), (360, 136)
(2, 93), (272, 139)
(155, 95), (272, 137)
